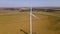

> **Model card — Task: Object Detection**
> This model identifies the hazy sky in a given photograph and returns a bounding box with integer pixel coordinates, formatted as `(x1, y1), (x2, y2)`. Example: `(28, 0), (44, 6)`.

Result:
(0, 0), (60, 7)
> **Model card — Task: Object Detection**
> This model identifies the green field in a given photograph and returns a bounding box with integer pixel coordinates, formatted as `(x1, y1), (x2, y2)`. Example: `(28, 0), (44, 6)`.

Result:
(32, 11), (60, 34)
(0, 12), (30, 34)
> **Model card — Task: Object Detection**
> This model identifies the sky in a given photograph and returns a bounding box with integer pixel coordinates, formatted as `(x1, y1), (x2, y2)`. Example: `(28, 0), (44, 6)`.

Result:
(0, 0), (60, 7)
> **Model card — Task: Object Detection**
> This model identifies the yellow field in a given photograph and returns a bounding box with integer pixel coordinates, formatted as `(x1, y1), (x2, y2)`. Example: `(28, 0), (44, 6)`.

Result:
(32, 11), (60, 34)
(0, 11), (60, 34)
(0, 12), (30, 34)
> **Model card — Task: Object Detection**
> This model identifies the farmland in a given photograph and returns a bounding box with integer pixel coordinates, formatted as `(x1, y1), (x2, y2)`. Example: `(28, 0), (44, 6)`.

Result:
(32, 11), (60, 34)
(0, 8), (60, 34)
(0, 11), (30, 34)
